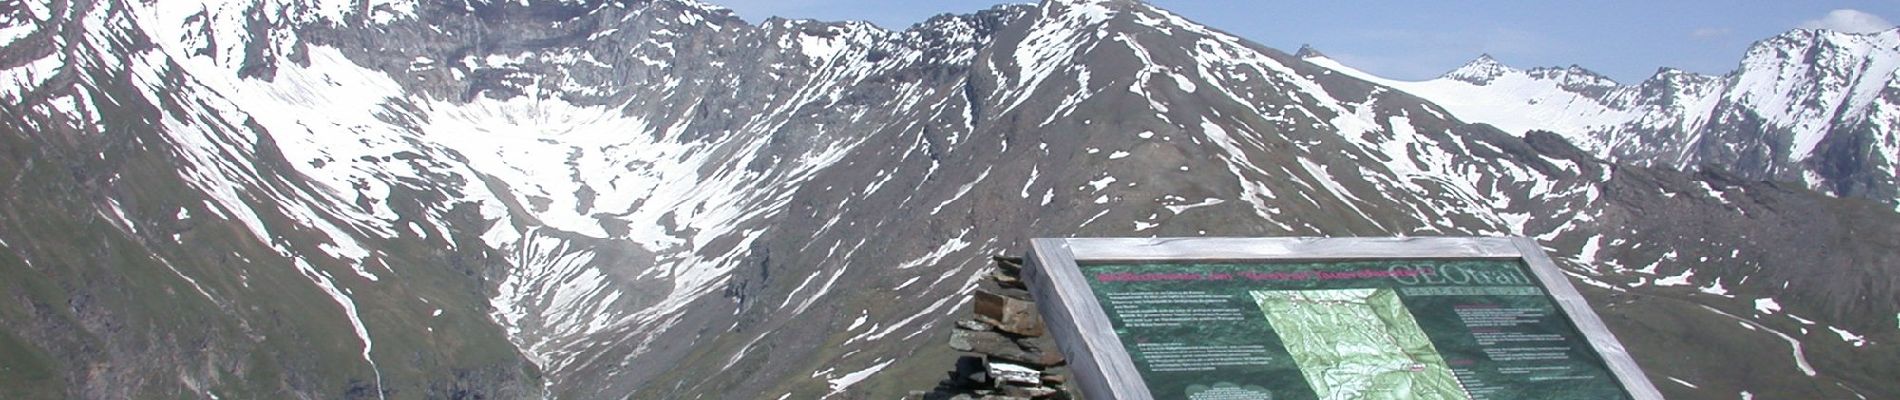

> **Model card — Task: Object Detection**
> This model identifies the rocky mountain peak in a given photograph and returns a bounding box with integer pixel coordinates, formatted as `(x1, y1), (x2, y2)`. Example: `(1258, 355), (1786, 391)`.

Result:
(1739, 27), (1900, 74)
(1629, 67), (1724, 104)
(1526, 64), (1616, 84)
(1032, 0), (1127, 19)
(1441, 53), (1515, 84)
(455, 0), (617, 20)
(1646, 66), (1714, 82)
(1045, 0), (1145, 7)
(1725, 25), (1900, 169)
(1294, 44), (1326, 59)
(1525, 64), (1619, 97)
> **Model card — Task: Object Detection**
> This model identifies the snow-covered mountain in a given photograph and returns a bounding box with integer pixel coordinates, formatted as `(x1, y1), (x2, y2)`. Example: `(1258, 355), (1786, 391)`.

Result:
(1304, 29), (1900, 209)
(1, 0), (1896, 399)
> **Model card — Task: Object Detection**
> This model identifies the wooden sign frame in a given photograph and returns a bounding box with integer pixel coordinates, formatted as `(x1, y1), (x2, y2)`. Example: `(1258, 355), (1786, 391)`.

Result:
(1022, 237), (1663, 400)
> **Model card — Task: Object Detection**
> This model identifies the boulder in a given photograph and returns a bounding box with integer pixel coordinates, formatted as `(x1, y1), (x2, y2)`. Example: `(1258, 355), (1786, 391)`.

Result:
(973, 290), (1045, 337)
(950, 330), (1061, 367)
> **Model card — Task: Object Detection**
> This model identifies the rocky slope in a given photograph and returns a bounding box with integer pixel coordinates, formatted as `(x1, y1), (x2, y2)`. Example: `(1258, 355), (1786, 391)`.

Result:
(1, 0), (1896, 399)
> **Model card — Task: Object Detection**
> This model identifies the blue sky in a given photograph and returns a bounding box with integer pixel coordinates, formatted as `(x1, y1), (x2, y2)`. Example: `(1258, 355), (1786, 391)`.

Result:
(713, 1), (1900, 83)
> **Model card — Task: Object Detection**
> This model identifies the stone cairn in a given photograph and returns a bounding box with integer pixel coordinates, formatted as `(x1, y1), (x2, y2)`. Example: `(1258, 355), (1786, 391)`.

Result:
(912, 256), (1075, 400)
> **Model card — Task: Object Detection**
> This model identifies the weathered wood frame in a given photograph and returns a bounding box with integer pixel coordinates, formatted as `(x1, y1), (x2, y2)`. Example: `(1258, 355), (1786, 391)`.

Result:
(1022, 237), (1664, 400)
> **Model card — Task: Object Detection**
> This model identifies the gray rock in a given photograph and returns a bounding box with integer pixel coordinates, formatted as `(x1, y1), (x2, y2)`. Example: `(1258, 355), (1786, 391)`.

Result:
(991, 256), (1024, 274)
(984, 360), (1040, 387)
(991, 271), (1026, 289)
(956, 319), (995, 332)
(1001, 385), (1059, 398)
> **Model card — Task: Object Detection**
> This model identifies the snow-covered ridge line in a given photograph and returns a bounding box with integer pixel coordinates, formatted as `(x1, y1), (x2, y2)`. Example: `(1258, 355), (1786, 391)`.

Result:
(1302, 28), (1900, 206)
(1301, 54), (1654, 146)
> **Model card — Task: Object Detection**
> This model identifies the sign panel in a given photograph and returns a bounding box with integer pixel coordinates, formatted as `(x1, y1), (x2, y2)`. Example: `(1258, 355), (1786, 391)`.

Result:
(1023, 237), (1662, 400)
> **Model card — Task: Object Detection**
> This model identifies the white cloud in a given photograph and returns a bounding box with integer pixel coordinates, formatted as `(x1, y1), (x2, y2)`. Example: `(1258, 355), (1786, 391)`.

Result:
(1797, 9), (1895, 34)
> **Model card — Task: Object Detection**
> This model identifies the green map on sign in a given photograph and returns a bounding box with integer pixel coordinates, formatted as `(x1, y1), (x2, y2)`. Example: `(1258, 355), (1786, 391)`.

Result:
(1252, 289), (1469, 400)
(1084, 260), (1635, 400)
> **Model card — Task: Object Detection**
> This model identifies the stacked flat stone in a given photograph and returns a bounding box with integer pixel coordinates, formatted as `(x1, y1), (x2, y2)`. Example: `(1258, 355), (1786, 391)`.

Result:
(913, 256), (1074, 400)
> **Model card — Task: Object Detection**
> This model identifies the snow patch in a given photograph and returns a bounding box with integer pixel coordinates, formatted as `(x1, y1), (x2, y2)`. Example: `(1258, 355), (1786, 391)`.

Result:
(1653, 268), (1695, 286)
(1164, 197), (1225, 214)
(847, 310), (869, 331)
(896, 228), (972, 270)
(1827, 326), (1868, 347)
(1755, 298), (1782, 314)
(1699, 305), (1815, 377)
(1134, 220), (1159, 231)
(826, 359), (894, 395)
(1698, 280), (1731, 297)
(799, 31), (846, 64)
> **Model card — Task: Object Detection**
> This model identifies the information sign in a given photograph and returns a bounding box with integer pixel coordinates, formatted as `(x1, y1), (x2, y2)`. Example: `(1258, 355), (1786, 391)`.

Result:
(1023, 237), (1662, 400)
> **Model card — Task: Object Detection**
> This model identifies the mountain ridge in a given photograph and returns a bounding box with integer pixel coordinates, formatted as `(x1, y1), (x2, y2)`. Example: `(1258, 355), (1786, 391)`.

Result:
(1304, 27), (1900, 210)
